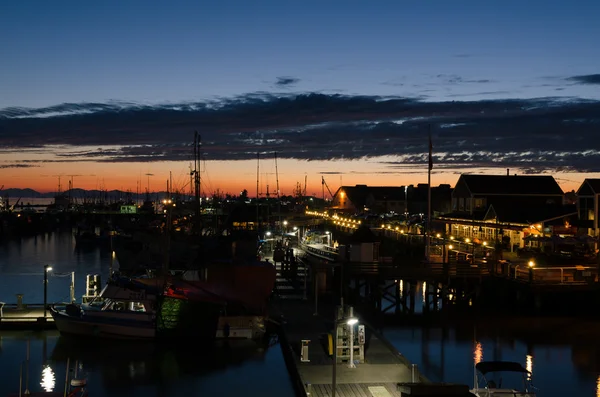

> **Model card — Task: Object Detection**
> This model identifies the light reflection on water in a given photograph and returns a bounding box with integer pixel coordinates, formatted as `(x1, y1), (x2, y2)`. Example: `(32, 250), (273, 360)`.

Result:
(526, 354), (533, 380)
(383, 313), (600, 395)
(40, 364), (55, 392)
(473, 341), (483, 365)
(0, 232), (296, 397)
(0, 331), (293, 397)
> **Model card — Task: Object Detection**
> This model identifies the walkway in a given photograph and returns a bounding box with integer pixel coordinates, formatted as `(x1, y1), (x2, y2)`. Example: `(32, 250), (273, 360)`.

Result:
(273, 298), (424, 397)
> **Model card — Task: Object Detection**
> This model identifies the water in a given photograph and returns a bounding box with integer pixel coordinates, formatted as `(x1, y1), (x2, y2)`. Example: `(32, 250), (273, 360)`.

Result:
(0, 232), (296, 396)
(380, 281), (600, 396)
(3, 233), (600, 396)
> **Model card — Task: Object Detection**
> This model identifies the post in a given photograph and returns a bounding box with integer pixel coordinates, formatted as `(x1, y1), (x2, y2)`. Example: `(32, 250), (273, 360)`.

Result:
(63, 357), (70, 397)
(348, 306), (355, 368)
(25, 339), (30, 395)
(332, 316), (337, 397)
(303, 262), (308, 300)
(70, 272), (75, 303)
(43, 264), (50, 318)
(412, 363), (417, 382)
(313, 269), (319, 316)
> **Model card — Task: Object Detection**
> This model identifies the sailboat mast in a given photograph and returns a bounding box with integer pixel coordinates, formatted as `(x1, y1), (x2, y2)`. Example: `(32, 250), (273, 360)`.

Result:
(426, 125), (433, 261)
(194, 131), (201, 224)
(256, 152), (260, 232)
(275, 152), (281, 240)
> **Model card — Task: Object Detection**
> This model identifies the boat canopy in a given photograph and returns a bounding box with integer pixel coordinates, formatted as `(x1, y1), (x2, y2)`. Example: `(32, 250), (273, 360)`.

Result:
(476, 361), (530, 375)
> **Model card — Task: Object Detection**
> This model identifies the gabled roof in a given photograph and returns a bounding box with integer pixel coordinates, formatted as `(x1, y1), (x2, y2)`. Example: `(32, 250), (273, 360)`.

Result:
(577, 179), (600, 195)
(459, 174), (563, 195)
(484, 203), (576, 224)
(337, 185), (406, 208)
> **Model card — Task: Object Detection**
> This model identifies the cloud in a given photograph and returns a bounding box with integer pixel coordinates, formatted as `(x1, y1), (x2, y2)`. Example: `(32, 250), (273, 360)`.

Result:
(566, 74), (600, 85)
(275, 76), (300, 87)
(0, 163), (37, 169)
(1, 93), (600, 174)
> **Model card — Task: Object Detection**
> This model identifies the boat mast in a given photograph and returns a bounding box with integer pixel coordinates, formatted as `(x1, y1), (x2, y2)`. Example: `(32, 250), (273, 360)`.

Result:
(426, 125), (433, 262)
(256, 152), (260, 233)
(194, 131), (201, 232)
(275, 151), (281, 242)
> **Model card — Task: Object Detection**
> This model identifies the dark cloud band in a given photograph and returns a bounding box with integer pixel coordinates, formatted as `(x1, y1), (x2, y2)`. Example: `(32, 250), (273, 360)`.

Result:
(0, 93), (599, 172)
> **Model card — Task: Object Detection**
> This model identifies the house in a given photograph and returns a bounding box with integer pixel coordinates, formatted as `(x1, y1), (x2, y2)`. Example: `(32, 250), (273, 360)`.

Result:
(575, 179), (600, 237)
(330, 184), (452, 215)
(437, 173), (575, 251)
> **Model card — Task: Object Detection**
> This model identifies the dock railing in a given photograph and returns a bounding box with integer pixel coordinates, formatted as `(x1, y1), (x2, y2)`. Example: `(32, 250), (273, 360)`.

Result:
(507, 264), (597, 284)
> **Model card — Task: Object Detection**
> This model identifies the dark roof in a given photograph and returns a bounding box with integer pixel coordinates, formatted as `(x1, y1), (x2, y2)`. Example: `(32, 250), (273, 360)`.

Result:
(476, 361), (530, 375)
(461, 175), (563, 195)
(583, 179), (600, 194)
(486, 203), (576, 224)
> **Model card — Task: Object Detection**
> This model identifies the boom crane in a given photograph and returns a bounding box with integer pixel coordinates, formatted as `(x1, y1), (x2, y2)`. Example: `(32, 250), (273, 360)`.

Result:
(321, 176), (334, 201)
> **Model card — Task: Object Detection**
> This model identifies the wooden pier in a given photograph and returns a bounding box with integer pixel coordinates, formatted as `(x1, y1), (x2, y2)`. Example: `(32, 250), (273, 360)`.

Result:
(274, 298), (423, 397)
(0, 303), (56, 330)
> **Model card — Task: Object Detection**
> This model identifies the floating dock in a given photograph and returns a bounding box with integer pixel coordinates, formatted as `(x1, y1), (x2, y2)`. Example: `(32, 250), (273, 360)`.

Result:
(0, 303), (56, 330)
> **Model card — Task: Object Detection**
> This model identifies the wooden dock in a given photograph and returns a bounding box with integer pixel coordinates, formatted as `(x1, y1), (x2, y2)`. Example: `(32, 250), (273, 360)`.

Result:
(0, 303), (56, 329)
(273, 297), (426, 397)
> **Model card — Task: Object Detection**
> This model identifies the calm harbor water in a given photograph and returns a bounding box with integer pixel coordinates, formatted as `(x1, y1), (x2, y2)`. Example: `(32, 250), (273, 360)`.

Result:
(0, 231), (296, 396)
(2, 232), (600, 396)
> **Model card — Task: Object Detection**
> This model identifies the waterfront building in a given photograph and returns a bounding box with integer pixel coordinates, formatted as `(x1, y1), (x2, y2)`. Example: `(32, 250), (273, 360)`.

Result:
(437, 173), (576, 252)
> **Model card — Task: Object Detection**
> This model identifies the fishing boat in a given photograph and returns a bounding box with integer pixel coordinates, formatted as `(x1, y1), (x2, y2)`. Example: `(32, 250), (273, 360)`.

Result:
(50, 274), (224, 340)
(471, 361), (537, 396)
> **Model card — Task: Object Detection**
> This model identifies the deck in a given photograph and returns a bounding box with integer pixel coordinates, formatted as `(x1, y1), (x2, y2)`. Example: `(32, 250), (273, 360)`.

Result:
(273, 296), (425, 397)
(0, 303), (56, 329)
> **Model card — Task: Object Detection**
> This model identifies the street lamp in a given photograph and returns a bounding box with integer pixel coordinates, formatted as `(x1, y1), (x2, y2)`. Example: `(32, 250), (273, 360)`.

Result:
(332, 315), (359, 397)
(43, 265), (53, 318)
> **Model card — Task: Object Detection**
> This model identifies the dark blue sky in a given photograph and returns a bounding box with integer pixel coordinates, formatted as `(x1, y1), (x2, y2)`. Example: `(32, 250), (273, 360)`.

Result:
(1, 0), (599, 193)
(2, 0), (599, 108)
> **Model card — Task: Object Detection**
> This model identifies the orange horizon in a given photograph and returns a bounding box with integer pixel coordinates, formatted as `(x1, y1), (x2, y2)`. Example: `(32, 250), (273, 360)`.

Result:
(0, 157), (588, 197)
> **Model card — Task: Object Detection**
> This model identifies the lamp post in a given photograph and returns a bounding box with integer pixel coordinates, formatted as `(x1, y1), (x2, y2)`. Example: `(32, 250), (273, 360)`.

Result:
(43, 265), (53, 318)
(332, 315), (359, 397)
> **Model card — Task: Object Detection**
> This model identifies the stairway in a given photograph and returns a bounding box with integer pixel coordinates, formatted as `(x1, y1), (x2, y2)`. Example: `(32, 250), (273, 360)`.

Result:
(273, 259), (309, 301)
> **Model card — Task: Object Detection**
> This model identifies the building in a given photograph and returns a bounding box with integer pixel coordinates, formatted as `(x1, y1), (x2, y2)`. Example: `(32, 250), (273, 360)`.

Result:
(437, 173), (575, 251)
(330, 184), (452, 215)
(576, 179), (600, 237)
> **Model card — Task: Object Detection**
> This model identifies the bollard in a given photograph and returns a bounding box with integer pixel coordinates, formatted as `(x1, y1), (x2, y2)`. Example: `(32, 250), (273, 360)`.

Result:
(411, 363), (418, 383)
(16, 294), (24, 310)
(306, 382), (312, 396)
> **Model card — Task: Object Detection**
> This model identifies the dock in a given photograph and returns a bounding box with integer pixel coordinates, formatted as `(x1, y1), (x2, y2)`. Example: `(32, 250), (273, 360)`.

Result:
(269, 248), (430, 397)
(0, 303), (56, 330)
(275, 298), (423, 397)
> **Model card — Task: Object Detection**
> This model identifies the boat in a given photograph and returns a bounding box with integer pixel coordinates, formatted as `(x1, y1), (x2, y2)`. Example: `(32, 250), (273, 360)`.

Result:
(471, 361), (537, 396)
(50, 274), (225, 340)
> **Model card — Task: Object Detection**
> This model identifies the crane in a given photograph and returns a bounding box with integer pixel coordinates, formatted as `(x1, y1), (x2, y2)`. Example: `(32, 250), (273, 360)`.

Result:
(321, 176), (334, 201)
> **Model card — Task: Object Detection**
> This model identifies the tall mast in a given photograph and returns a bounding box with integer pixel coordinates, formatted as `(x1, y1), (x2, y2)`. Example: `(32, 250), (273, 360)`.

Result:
(194, 131), (201, 225)
(256, 152), (260, 232)
(275, 152), (281, 240)
(426, 125), (433, 262)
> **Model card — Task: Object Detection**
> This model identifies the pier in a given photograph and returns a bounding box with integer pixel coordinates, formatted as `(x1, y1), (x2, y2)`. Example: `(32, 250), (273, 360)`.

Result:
(268, 249), (475, 397)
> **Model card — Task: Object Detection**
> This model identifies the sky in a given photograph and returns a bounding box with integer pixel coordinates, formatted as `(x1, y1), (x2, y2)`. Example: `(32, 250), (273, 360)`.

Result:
(1, 0), (599, 195)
